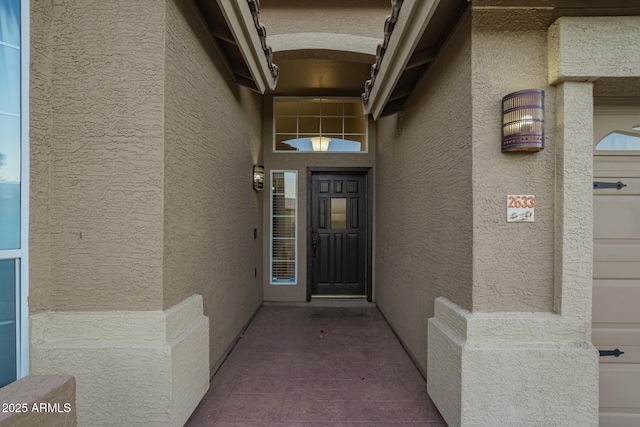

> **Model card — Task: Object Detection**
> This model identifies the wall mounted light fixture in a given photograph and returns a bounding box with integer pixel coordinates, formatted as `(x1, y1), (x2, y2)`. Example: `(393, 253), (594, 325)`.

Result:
(502, 89), (544, 152)
(253, 165), (265, 190)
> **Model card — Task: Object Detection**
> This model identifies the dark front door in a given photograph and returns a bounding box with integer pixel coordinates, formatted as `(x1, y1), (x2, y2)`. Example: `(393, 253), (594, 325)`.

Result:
(310, 172), (368, 297)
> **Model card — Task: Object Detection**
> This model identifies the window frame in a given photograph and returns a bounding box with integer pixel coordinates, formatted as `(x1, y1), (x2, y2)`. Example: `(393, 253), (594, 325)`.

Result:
(0, 0), (30, 384)
(269, 170), (298, 285)
(593, 103), (640, 156)
(272, 96), (369, 154)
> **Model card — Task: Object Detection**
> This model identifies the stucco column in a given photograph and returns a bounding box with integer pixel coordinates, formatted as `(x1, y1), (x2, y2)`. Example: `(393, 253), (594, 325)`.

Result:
(554, 81), (595, 320)
(427, 16), (599, 427)
(28, 1), (210, 426)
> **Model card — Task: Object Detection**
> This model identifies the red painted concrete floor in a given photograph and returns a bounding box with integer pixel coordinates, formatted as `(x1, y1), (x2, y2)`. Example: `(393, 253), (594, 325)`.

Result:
(185, 305), (447, 427)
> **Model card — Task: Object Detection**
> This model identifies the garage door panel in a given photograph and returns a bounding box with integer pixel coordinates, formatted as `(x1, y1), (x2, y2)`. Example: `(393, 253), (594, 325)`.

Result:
(594, 157), (640, 178)
(593, 280), (640, 324)
(600, 364), (640, 409)
(593, 328), (640, 347)
(594, 196), (640, 239)
(594, 243), (640, 262)
(594, 106), (640, 426)
(594, 241), (640, 279)
(594, 262), (640, 279)
(600, 412), (640, 427)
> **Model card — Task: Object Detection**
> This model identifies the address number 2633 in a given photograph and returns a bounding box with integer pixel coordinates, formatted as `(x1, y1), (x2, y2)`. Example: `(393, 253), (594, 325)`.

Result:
(508, 195), (534, 209)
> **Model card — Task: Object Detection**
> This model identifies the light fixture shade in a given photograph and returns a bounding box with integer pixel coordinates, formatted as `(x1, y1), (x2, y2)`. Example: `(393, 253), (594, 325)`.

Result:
(310, 136), (331, 152)
(253, 165), (265, 190)
(502, 89), (544, 152)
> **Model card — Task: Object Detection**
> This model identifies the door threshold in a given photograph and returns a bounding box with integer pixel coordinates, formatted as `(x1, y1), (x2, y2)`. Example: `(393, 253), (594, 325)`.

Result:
(311, 295), (367, 299)
(308, 298), (374, 308)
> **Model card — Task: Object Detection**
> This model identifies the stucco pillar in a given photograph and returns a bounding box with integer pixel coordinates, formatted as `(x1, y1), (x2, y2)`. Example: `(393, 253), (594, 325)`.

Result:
(28, 1), (210, 426)
(553, 81), (595, 319)
(30, 296), (209, 427)
(427, 19), (599, 427)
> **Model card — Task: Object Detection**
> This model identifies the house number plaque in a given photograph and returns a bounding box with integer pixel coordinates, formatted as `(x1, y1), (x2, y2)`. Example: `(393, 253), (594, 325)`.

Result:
(507, 195), (535, 223)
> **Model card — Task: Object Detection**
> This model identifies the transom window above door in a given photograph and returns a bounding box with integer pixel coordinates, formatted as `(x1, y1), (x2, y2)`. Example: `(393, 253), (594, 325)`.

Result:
(274, 98), (367, 152)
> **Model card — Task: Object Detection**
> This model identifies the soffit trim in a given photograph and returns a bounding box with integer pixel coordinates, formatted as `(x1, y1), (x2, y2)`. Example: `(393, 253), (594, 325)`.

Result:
(362, 0), (440, 119)
(216, 0), (279, 93)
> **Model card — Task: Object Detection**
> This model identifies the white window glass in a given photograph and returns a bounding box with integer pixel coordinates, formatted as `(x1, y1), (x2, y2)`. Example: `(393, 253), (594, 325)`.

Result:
(596, 131), (640, 151)
(0, 0), (20, 46)
(274, 98), (367, 152)
(0, 0), (26, 387)
(271, 171), (297, 284)
(0, 0), (21, 251)
(0, 115), (21, 250)
(0, 259), (16, 387)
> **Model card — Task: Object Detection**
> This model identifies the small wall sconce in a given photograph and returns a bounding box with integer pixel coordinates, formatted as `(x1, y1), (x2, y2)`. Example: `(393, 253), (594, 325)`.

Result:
(502, 89), (544, 152)
(253, 165), (265, 190)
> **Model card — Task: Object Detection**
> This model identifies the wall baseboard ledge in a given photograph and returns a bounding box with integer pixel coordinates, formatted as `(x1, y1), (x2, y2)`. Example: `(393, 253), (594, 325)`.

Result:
(31, 295), (209, 427)
(427, 297), (599, 427)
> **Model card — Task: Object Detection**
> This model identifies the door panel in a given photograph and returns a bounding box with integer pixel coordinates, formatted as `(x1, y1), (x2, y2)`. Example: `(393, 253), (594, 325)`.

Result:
(593, 105), (640, 426)
(311, 173), (367, 296)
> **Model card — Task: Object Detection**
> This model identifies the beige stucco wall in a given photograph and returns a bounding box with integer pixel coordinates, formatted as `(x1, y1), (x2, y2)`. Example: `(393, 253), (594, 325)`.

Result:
(163, 0), (263, 369)
(29, 0), (54, 313)
(548, 16), (640, 84)
(375, 12), (473, 374)
(30, 0), (166, 312)
(470, 8), (556, 312)
(30, 0), (263, 408)
(262, 97), (376, 302)
(31, 295), (209, 427)
(259, 0), (389, 39)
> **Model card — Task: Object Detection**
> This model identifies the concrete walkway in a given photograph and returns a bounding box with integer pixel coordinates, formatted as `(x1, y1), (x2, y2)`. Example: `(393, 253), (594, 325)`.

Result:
(185, 305), (446, 426)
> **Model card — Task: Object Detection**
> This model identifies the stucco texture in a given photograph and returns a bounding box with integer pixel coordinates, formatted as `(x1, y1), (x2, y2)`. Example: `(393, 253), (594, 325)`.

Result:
(30, 295), (209, 427)
(470, 8), (556, 312)
(29, 0), (54, 313)
(259, 0), (389, 39)
(29, 0), (262, 367)
(428, 298), (598, 427)
(375, 12), (473, 374)
(163, 0), (263, 369)
(32, 0), (166, 311)
(548, 16), (640, 84)
(553, 81), (594, 319)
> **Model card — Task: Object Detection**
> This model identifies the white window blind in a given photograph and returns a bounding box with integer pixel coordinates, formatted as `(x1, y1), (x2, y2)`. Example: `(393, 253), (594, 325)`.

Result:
(270, 171), (297, 284)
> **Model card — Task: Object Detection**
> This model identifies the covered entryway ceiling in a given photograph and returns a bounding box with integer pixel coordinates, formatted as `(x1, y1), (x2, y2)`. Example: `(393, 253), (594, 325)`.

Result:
(193, 0), (279, 93)
(362, 0), (468, 119)
(272, 59), (372, 96)
(192, 0), (640, 115)
(259, 0), (388, 96)
(363, 0), (640, 119)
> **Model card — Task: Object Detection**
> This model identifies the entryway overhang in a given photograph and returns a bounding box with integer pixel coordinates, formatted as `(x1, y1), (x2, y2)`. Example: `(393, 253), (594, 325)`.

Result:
(268, 33), (378, 96)
(270, 33), (379, 64)
(194, 0), (279, 93)
(362, 0), (468, 119)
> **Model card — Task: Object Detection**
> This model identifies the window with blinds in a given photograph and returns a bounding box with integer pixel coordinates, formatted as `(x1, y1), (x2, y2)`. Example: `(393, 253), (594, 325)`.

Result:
(270, 171), (297, 285)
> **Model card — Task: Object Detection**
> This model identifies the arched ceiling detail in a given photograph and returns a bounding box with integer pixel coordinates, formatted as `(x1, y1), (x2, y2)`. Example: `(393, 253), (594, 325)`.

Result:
(270, 33), (380, 63)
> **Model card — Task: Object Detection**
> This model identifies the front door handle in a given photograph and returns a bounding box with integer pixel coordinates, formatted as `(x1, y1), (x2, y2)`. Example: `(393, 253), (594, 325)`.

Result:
(312, 229), (317, 258)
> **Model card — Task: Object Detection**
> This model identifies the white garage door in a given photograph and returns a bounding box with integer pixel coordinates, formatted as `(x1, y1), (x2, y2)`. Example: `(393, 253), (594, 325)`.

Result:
(593, 104), (640, 427)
